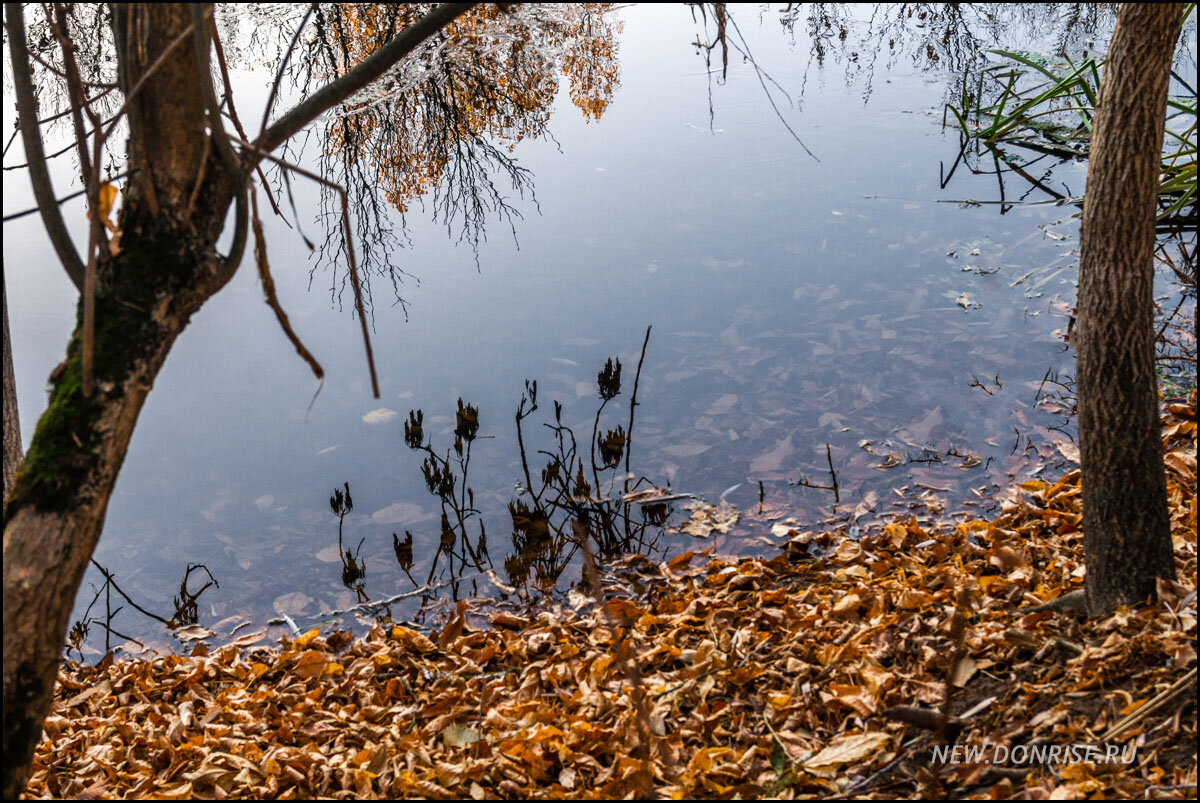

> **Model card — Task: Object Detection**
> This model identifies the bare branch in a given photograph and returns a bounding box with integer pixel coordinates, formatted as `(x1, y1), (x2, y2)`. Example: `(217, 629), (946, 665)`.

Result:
(4, 1), (85, 289)
(255, 2), (476, 157)
(249, 186), (324, 384)
(48, 3), (106, 395)
(235, 138), (380, 398)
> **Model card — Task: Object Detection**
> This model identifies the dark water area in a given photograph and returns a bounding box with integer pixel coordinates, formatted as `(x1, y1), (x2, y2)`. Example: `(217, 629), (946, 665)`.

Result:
(3, 4), (1191, 655)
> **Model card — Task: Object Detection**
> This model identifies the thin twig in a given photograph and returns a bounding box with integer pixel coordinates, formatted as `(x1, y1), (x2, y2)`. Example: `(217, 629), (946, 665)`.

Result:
(258, 5), (317, 141)
(235, 138), (380, 397)
(207, 13), (284, 220)
(249, 187), (325, 385)
(2, 170), (129, 222)
(88, 560), (171, 626)
(1101, 668), (1198, 741)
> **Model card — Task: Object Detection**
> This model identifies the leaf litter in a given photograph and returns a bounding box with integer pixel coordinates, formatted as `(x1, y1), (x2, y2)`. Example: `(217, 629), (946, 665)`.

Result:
(26, 394), (1197, 799)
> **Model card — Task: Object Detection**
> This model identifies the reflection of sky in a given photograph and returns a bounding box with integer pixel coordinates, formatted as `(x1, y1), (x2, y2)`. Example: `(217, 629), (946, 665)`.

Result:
(5, 5), (1117, 649)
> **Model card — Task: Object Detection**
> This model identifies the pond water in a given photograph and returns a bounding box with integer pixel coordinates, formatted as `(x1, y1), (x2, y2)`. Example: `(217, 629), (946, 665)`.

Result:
(4, 4), (1187, 655)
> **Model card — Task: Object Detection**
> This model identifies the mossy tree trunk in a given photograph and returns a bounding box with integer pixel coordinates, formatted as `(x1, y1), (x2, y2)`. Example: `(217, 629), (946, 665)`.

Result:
(1077, 3), (1182, 616)
(2, 3), (474, 794)
(1, 5), (238, 795)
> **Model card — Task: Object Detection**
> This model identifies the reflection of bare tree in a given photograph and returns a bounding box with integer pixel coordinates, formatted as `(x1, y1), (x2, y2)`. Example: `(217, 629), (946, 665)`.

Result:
(776, 4), (1115, 105)
(289, 3), (622, 310)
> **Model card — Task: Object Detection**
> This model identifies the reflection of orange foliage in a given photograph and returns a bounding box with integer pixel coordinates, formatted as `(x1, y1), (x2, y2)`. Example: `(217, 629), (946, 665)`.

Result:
(322, 4), (621, 212)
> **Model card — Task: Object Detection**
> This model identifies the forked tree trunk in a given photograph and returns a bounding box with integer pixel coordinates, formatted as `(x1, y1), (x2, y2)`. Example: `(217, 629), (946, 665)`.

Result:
(1076, 3), (1182, 616)
(2, 5), (235, 796)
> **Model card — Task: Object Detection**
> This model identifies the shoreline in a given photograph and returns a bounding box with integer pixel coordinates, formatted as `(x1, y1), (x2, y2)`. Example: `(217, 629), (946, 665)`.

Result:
(26, 394), (1197, 800)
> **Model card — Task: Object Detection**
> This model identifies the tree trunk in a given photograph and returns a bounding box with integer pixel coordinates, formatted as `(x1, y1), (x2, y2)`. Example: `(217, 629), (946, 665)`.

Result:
(2, 5), (236, 795)
(1077, 3), (1181, 616)
(2, 245), (229, 795)
(2, 280), (21, 503)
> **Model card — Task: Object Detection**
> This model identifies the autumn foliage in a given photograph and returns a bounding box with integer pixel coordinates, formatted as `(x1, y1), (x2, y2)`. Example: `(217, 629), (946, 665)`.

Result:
(320, 4), (620, 214)
(23, 394), (1196, 799)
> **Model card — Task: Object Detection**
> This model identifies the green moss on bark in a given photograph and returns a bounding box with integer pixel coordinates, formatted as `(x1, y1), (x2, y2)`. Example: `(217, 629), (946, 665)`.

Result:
(5, 218), (201, 518)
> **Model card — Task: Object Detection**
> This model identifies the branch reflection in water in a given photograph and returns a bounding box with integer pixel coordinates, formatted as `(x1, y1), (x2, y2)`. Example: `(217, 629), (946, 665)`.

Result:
(68, 562), (220, 660)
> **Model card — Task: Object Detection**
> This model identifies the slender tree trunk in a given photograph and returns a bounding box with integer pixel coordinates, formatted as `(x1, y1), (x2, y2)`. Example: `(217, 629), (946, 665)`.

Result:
(2, 5), (236, 795)
(2, 280), (21, 503)
(1077, 3), (1182, 616)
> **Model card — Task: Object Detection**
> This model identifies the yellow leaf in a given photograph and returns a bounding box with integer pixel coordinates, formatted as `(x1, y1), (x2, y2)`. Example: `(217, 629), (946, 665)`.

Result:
(293, 627), (320, 649)
(292, 650), (329, 679)
(392, 625), (437, 653)
(98, 182), (118, 221)
(805, 731), (892, 771)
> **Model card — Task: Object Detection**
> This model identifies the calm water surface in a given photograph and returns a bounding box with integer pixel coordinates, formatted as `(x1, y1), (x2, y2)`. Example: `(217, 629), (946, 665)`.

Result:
(4, 5), (1149, 653)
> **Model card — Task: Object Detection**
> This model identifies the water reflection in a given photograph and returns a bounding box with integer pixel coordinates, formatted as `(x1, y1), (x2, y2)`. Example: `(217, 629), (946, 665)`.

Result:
(68, 561), (219, 659)
(50, 4), (1192, 655)
(391, 327), (672, 608)
(774, 3), (1116, 103)
(300, 3), (622, 303)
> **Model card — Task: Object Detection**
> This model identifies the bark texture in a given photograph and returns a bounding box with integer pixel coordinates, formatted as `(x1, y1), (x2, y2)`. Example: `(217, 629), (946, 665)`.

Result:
(1076, 3), (1182, 616)
(3, 280), (21, 503)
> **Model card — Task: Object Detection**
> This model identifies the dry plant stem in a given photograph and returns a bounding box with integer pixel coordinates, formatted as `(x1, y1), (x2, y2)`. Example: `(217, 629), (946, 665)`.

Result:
(794, 443), (840, 501)
(623, 325), (652, 487)
(1101, 667), (1198, 741)
(825, 442), (839, 503)
(590, 397), (608, 495)
(249, 188), (324, 383)
(207, 14), (284, 220)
